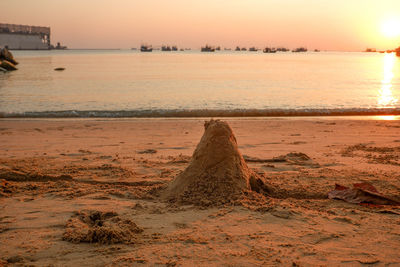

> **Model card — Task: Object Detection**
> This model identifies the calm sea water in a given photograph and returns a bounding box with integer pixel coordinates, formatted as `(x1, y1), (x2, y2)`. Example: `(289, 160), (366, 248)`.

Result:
(0, 50), (399, 117)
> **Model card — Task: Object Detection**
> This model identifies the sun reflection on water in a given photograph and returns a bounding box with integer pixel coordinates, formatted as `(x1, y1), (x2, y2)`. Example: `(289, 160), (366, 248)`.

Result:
(378, 53), (398, 107)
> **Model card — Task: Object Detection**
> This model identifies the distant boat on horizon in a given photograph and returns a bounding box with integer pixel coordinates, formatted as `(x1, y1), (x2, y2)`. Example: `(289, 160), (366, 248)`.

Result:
(249, 47), (258, 52)
(201, 45), (215, 52)
(364, 48), (376, 53)
(140, 45), (153, 52)
(277, 47), (289, 52)
(292, 47), (307, 53)
(161, 45), (172, 51)
(263, 47), (277, 53)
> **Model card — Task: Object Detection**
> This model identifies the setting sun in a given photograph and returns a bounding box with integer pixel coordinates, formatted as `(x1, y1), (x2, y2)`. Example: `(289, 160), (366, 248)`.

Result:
(381, 17), (400, 38)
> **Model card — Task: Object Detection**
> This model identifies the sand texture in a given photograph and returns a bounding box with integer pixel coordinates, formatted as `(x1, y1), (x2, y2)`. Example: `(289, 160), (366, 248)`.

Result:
(1, 117), (400, 266)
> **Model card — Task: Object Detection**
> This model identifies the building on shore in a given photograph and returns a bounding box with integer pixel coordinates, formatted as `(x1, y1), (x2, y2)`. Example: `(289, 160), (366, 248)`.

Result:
(0, 23), (50, 50)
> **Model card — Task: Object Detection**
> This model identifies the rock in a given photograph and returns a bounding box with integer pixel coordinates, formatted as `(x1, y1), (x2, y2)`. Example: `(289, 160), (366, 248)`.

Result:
(0, 47), (18, 65)
(163, 119), (268, 206)
(0, 60), (17, 71)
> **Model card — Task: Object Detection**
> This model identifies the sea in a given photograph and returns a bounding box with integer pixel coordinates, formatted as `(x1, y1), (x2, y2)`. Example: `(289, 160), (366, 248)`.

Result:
(0, 49), (399, 118)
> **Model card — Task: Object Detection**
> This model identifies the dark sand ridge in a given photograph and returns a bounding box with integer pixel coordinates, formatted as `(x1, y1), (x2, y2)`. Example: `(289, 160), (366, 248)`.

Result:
(163, 119), (269, 206)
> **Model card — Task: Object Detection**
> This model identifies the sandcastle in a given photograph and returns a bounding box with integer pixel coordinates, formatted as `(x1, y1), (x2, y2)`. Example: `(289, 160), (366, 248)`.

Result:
(164, 119), (268, 206)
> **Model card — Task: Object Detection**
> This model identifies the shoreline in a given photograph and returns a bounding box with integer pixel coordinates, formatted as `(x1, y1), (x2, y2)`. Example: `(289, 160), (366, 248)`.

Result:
(0, 114), (399, 122)
(2, 108), (400, 119)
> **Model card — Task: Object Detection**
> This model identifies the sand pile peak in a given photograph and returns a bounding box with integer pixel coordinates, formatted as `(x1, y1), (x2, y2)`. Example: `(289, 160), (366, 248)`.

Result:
(164, 119), (266, 206)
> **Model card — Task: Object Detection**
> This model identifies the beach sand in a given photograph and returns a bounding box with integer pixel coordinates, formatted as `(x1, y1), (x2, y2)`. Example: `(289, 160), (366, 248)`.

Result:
(1, 117), (400, 266)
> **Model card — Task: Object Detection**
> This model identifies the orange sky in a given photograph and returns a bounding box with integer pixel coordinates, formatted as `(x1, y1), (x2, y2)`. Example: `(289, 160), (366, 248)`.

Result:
(3, 0), (400, 50)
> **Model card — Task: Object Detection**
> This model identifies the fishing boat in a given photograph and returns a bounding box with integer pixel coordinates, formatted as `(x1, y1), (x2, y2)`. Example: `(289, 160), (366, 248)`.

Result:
(201, 45), (215, 52)
(249, 47), (258, 52)
(292, 47), (307, 52)
(263, 47), (277, 53)
(235, 46), (241, 51)
(161, 45), (171, 51)
(140, 45), (153, 52)
(277, 47), (289, 52)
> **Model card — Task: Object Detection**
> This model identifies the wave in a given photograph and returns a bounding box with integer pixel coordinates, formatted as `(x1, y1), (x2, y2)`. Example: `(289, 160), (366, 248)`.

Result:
(1, 108), (400, 118)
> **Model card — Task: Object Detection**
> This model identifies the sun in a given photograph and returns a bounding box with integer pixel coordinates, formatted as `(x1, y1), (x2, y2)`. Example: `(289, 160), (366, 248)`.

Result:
(381, 18), (400, 38)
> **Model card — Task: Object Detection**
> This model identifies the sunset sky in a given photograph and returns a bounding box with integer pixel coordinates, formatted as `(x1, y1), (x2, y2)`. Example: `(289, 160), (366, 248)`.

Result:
(3, 0), (400, 50)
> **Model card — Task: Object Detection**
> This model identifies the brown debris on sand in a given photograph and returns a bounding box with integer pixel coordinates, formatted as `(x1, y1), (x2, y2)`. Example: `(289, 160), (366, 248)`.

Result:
(328, 182), (400, 206)
(63, 210), (143, 244)
(163, 119), (268, 206)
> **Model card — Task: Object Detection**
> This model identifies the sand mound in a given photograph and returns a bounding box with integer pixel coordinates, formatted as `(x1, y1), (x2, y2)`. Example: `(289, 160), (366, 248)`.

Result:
(63, 210), (143, 244)
(164, 120), (268, 206)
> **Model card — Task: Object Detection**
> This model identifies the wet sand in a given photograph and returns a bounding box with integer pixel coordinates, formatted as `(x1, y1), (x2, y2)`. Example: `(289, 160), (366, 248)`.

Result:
(1, 117), (400, 266)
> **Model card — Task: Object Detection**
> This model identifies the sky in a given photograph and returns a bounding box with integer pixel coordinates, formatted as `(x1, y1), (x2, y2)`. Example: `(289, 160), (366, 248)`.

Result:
(2, 0), (400, 50)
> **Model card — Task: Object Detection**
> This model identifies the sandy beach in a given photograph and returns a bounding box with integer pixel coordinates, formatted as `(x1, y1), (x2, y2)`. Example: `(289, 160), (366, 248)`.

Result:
(1, 117), (400, 266)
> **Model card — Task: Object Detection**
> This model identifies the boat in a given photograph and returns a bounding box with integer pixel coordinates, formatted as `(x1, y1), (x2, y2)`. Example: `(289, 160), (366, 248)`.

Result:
(314, 49), (320, 52)
(277, 47), (289, 52)
(364, 48), (376, 52)
(241, 47), (247, 51)
(235, 46), (241, 51)
(292, 47), (307, 52)
(201, 45), (215, 52)
(249, 47), (258, 52)
(161, 45), (171, 51)
(263, 47), (277, 53)
(172, 46), (178, 51)
(215, 46), (221, 51)
(140, 45), (153, 52)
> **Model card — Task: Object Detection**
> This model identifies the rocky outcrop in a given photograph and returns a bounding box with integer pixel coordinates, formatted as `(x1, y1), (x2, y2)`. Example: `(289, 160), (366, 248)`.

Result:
(0, 60), (17, 71)
(0, 47), (18, 65)
(0, 47), (18, 72)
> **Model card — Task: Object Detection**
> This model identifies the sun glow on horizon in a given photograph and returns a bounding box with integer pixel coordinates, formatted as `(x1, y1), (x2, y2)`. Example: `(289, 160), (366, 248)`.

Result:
(381, 17), (400, 38)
